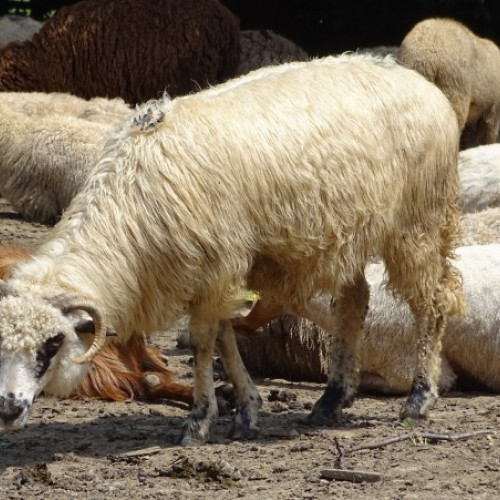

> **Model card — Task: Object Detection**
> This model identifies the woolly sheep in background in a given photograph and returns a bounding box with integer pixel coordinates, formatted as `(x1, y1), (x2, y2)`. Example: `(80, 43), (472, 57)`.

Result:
(0, 0), (240, 104)
(0, 101), (117, 224)
(398, 18), (500, 145)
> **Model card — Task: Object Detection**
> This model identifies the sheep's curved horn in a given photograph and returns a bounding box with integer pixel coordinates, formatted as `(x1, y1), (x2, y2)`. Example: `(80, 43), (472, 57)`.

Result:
(47, 294), (108, 365)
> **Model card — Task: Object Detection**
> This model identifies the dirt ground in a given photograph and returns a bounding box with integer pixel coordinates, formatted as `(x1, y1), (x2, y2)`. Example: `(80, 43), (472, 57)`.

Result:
(0, 197), (499, 500)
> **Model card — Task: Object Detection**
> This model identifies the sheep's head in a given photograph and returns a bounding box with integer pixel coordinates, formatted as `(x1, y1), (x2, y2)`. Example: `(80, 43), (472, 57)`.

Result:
(0, 282), (110, 429)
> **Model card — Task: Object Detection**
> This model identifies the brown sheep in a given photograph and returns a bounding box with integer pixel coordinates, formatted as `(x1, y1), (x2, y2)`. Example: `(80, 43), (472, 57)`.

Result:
(0, 0), (240, 105)
(398, 18), (500, 145)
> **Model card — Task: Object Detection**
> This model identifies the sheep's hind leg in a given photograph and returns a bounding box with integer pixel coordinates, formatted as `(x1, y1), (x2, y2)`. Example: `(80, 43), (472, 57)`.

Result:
(216, 320), (262, 440)
(178, 318), (219, 446)
(400, 305), (446, 420)
(297, 274), (370, 426)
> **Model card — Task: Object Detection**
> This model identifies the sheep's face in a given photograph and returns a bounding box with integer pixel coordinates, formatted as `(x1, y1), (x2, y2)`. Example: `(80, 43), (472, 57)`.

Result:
(0, 293), (92, 429)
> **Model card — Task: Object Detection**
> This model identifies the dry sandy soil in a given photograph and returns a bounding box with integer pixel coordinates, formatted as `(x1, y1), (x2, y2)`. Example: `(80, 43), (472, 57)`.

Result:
(0, 197), (499, 499)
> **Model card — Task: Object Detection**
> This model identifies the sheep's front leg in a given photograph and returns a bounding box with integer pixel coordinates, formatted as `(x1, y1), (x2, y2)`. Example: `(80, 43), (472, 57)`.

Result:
(179, 318), (219, 446)
(216, 320), (262, 439)
(400, 307), (445, 420)
(297, 274), (370, 425)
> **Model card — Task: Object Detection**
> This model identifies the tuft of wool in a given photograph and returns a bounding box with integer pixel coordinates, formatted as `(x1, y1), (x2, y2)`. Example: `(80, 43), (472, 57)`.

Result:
(0, 294), (70, 354)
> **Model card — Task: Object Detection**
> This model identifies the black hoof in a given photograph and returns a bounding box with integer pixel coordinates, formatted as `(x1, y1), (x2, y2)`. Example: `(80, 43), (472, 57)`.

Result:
(306, 406), (342, 427)
(400, 384), (437, 420)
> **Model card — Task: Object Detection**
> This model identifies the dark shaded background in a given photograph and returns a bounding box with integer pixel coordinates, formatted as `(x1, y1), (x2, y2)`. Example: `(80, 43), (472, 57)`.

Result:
(2, 0), (500, 55)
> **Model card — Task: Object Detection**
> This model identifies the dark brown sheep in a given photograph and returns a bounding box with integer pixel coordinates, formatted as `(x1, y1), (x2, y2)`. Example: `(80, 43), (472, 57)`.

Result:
(0, 0), (240, 105)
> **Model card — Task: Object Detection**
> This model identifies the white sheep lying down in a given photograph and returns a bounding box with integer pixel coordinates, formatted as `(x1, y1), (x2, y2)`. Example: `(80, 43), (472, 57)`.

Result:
(459, 207), (500, 245)
(458, 144), (500, 213)
(0, 95), (132, 223)
(237, 244), (500, 393)
(0, 91), (132, 122)
(0, 54), (464, 446)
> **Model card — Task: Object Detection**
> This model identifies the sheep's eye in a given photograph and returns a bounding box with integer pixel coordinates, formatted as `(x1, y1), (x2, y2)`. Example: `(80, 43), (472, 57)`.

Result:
(36, 333), (65, 378)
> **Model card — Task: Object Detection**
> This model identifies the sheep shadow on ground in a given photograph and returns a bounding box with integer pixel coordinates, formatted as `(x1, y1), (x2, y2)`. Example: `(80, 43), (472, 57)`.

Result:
(0, 391), (418, 472)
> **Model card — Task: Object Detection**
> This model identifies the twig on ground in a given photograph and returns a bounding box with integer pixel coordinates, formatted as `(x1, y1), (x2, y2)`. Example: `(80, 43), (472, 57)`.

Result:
(320, 468), (385, 483)
(347, 429), (496, 453)
(326, 428), (495, 481)
(109, 445), (163, 462)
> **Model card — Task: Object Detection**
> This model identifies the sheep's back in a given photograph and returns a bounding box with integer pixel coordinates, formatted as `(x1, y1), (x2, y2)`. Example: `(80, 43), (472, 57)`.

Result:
(59, 55), (460, 300)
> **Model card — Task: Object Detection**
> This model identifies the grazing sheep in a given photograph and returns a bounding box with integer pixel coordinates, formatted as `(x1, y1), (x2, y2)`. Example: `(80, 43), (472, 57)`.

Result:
(458, 144), (500, 213)
(0, 54), (465, 447)
(0, 15), (42, 45)
(0, 91), (132, 123)
(236, 245), (500, 393)
(398, 18), (500, 145)
(236, 29), (308, 76)
(0, 101), (119, 224)
(0, 0), (240, 104)
(0, 244), (196, 404)
(459, 207), (500, 246)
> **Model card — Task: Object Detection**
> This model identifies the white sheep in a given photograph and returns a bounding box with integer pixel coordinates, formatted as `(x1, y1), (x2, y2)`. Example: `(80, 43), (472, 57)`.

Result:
(398, 18), (500, 145)
(457, 144), (500, 213)
(0, 99), (131, 224)
(0, 15), (42, 46)
(0, 91), (132, 123)
(236, 244), (500, 393)
(459, 207), (500, 246)
(0, 54), (465, 446)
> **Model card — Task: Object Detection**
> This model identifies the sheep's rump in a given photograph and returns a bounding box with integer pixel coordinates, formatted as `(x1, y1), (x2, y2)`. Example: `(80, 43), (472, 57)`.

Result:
(398, 17), (500, 145)
(0, 0), (240, 104)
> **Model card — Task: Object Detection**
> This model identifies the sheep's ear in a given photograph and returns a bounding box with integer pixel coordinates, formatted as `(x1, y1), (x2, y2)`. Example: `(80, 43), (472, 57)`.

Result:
(74, 318), (117, 337)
